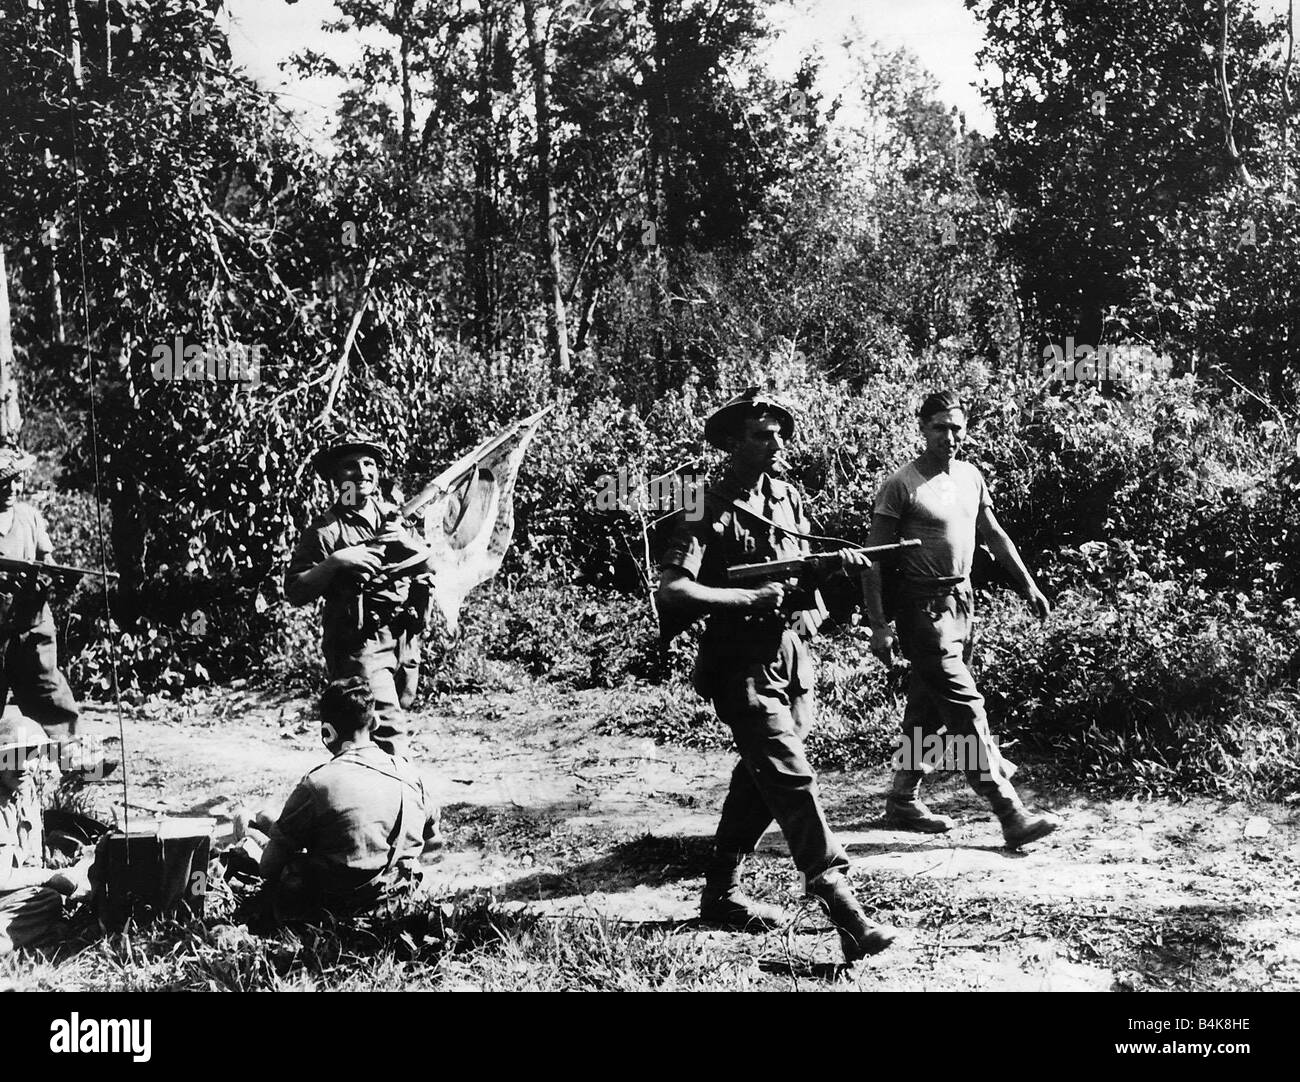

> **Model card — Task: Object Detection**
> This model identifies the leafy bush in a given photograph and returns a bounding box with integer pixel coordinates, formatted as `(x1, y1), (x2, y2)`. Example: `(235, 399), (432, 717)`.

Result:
(976, 568), (1300, 799)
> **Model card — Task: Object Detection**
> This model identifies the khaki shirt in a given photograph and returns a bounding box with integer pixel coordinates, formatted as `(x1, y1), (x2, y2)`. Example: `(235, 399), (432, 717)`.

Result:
(0, 503), (54, 563)
(268, 745), (436, 902)
(285, 496), (417, 645)
(0, 778), (44, 892)
(0, 504), (55, 632)
(661, 470), (817, 665)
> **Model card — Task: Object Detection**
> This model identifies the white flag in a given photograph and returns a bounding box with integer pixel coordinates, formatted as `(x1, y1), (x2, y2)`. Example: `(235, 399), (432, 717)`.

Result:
(414, 408), (550, 634)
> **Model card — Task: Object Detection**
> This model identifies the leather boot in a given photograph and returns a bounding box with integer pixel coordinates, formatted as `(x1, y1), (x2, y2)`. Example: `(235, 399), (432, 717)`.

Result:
(884, 770), (953, 833)
(966, 765), (1060, 849)
(699, 852), (786, 931)
(806, 870), (897, 962)
(999, 808), (1062, 850)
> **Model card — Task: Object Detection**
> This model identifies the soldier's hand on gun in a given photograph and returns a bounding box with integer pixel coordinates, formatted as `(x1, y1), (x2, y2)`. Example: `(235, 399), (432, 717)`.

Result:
(870, 625), (896, 665)
(750, 582), (786, 611)
(1026, 586), (1051, 620)
(837, 548), (873, 573)
(329, 544), (384, 580)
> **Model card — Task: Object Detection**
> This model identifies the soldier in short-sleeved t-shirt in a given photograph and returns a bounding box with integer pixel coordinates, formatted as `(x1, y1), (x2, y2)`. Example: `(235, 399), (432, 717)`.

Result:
(1, 716), (90, 954)
(874, 459), (992, 587)
(862, 391), (1061, 850)
(285, 433), (437, 758)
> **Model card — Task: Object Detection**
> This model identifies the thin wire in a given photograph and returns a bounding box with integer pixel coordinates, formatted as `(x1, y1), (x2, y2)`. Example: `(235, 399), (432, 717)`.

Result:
(62, 36), (130, 843)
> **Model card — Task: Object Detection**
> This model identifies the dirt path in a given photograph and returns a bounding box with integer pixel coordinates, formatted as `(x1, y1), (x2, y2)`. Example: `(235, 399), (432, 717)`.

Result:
(72, 684), (1300, 991)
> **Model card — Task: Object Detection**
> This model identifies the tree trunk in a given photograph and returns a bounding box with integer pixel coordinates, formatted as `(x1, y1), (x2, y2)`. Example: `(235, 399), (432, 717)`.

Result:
(521, 0), (571, 378)
(398, 0), (414, 155)
(1283, 0), (1295, 191)
(1216, 0), (1255, 186)
(65, 0), (84, 89)
(646, 0), (670, 394)
(0, 248), (22, 442)
(469, 6), (501, 358)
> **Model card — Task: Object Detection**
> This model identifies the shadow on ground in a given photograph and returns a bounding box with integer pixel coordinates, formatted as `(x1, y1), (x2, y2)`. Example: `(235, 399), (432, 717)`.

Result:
(490, 832), (716, 902)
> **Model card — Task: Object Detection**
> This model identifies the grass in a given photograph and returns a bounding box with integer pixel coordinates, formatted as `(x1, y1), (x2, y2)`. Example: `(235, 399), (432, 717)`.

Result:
(2, 832), (1278, 992)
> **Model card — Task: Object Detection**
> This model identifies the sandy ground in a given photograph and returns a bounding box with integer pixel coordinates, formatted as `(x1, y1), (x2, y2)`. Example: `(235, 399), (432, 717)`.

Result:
(69, 683), (1300, 991)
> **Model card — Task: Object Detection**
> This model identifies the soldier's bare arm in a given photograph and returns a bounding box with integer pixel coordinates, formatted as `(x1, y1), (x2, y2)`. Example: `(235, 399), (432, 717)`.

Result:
(976, 506), (1050, 618)
(859, 513), (900, 662)
(656, 566), (785, 615)
(285, 545), (384, 606)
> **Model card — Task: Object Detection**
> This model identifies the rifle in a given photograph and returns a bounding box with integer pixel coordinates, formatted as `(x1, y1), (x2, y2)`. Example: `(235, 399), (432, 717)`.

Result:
(0, 556), (118, 635)
(0, 556), (120, 581)
(726, 540), (921, 584)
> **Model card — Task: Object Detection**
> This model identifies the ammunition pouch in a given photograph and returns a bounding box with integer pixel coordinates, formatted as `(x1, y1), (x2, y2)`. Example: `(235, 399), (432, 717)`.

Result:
(404, 575), (436, 634)
(354, 583), (433, 642)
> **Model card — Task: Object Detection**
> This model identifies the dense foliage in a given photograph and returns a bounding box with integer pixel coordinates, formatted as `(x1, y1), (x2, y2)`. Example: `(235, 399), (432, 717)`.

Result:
(2, 0), (1299, 797)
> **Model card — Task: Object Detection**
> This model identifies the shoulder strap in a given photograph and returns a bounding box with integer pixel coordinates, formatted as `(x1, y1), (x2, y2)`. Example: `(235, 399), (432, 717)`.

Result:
(346, 754), (425, 800)
(725, 497), (855, 549)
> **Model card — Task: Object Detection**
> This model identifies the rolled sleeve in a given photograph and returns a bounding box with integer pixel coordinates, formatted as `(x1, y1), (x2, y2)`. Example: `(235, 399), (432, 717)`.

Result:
(659, 512), (709, 580)
(0, 798), (43, 892)
(284, 524), (331, 606)
(33, 510), (54, 562)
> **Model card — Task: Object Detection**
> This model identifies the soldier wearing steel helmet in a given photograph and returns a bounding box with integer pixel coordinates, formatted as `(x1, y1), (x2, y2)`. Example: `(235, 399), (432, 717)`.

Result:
(656, 388), (897, 965)
(0, 714), (91, 954)
(285, 432), (436, 758)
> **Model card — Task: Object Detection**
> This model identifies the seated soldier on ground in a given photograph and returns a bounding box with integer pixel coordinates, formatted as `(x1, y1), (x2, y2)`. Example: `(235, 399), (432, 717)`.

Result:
(259, 677), (442, 923)
(0, 715), (92, 954)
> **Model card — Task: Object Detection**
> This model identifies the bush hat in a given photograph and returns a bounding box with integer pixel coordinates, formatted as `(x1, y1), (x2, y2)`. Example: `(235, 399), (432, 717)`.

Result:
(310, 431), (390, 480)
(0, 446), (37, 486)
(703, 388), (796, 450)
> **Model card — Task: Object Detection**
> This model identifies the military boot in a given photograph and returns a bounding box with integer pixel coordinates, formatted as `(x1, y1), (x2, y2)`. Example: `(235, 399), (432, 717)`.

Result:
(966, 764), (1060, 850)
(999, 808), (1062, 850)
(884, 770), (954, 833)
(806, 870), (897, 963)
(699, 852), (786, 931)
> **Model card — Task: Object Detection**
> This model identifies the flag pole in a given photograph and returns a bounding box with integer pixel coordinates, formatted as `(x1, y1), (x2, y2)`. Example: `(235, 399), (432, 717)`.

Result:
(400, 405), (554, 520)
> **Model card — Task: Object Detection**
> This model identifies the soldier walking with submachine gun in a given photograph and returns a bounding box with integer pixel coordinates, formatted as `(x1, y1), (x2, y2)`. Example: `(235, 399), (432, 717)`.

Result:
(657, 388), (900, 965)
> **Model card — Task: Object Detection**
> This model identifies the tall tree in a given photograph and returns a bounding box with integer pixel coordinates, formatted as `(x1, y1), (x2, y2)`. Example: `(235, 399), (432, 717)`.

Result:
(522, 0), (571, 376)
(969, 0), (1278, 350)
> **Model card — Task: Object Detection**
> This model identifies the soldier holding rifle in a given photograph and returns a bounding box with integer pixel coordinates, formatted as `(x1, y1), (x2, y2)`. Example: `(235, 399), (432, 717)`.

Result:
(860, 390), (1061, 847)
(286, 433), (436, 758)
(0, 446), (109, 775)
(657, 388), (897, 964)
